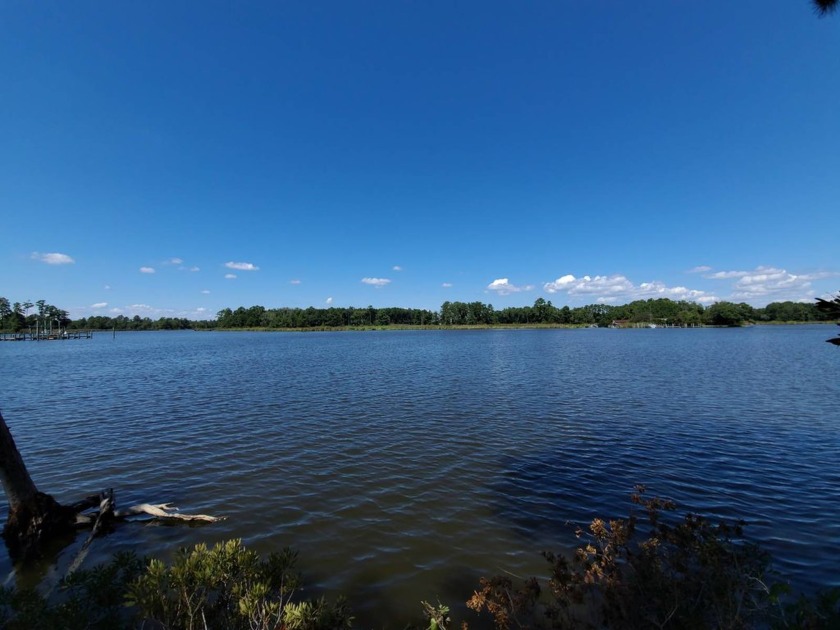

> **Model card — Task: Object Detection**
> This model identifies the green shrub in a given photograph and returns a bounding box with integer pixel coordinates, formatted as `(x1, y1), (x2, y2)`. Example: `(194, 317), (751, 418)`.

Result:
(0, 540), (352, 630)
(0, 551), (143, 629)
(126, 538), (351, 630)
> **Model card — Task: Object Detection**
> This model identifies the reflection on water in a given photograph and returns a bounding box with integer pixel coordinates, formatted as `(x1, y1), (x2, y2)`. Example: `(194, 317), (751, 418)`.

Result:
(1, 326), (838, 626)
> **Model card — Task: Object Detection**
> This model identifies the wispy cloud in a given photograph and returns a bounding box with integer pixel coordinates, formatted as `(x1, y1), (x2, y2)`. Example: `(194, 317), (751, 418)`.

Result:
(225, 273), (237, 279)
(544, 273), (715, 304)
(326, 297), (333, 304)
(486, 278), (534, 296)
(32, 252), (75, 265)
(688, 265), (712, 273)
(706, 270), (749, 279)
(201, 290), (211, 294)
(393, 265), (403, 272)
(442, 282), (453, 288)
(91, 302), (108, 309)
(704, 266), (835, 302)
(290, 279), (301, 285)
(164, 257), (199, 272)
(104, 284), (111, 290)
(225, 261), (259, 271)
(99, 303), (213, 320)
(139, 267), (156, 274)
(362, 277), (391, 288)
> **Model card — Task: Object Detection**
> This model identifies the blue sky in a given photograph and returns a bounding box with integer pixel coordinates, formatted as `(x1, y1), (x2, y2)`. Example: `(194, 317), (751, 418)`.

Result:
(2, 1), (838, 320)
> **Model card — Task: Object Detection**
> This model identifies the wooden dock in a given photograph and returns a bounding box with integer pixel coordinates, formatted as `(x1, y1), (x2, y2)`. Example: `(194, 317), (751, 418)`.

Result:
(0, 330), (94, 341)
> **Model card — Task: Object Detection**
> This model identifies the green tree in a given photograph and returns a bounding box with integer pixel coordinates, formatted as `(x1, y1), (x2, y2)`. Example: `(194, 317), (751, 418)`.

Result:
(35, 300), (46, 321)
(0, 297), (10, 331)
(703, 301), (747, 326)
(532, 298), (549, 323)
(8, 303), (24, 332)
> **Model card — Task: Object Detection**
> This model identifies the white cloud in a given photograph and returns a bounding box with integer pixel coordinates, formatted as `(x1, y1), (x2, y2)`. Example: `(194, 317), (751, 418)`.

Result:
(225, 273), (237, 279)
(290, 279), (301, 285)
(201, 290), (211, 294)
(393, 265), (403, 272)
(442, 282), (453, 288)
(167, 258), (184, 265)
(139, 267), (155, 274)
(544, 274), (633, 296)
(91, 302), (108, 309)
(707, 270), (749, 279)
(362, 277), (391, 288)
(225, 261), (259, 271)
(96, 303), (212, 320)
(542, 265), (836, 306)
(486, 278), (534, 296)
(326, 297), (333, 305)
(544, 273), (713, 304)
(189, 266), (200, 272)
(705, 266), (834, 302)
(32, 252), (75, 265)
(543, 274), (577, 291)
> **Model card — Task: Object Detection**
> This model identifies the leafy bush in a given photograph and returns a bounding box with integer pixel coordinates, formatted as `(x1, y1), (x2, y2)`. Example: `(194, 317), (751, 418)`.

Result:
(467, 486), (840, 629)
(126, 538), (351, 630)
(0, 539), (351, 630)
(0, 551), (143, 629)
(1, 514), (838, 628)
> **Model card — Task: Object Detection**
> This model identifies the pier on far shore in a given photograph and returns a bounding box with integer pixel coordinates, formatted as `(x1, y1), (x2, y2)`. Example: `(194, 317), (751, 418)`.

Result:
(0, 330), (94, 341)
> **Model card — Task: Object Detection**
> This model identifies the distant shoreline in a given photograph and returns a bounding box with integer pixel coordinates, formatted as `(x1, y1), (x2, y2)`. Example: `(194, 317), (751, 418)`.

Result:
(196, 321), (835, 333)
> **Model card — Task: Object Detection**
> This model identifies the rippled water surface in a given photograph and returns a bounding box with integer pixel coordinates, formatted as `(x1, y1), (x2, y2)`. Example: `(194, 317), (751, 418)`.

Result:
(2, 327), (839, 625)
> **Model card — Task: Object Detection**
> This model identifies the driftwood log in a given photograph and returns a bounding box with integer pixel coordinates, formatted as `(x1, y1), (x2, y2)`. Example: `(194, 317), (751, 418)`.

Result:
(0, 410), (222, 561)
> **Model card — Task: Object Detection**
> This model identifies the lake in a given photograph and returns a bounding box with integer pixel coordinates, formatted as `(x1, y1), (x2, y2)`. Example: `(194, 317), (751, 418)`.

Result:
(1, 325), (839, 625)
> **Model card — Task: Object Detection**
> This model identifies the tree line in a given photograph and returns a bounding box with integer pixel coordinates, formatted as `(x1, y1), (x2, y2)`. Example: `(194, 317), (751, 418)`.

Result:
(214, 305), (439, 328)
(215, 297), (834, 329)
(0, 298), (71, 334)
(0, 295), (835, 332)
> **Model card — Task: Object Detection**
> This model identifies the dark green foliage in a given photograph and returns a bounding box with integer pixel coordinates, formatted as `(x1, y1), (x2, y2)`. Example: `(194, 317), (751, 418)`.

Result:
(216, 305), (439, 329)
(126, 539), (351, 630)
(0, 541), (352, 630)
(0, 551), (144, 629)
(0, 528), (837, 628)
(779, 586), (840, 627)
(3, 294), (833, 332)
(702, 301), (755, 326)
(0, 298), (72, 333)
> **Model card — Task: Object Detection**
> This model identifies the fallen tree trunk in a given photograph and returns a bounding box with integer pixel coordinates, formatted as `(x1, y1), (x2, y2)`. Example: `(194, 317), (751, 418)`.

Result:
(0, 410), (76, 559)
(0, 410), (222, 562)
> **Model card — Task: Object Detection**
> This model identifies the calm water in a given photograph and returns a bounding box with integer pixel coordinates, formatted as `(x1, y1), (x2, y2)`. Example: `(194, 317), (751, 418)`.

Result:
(1, 326), (839, 625)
